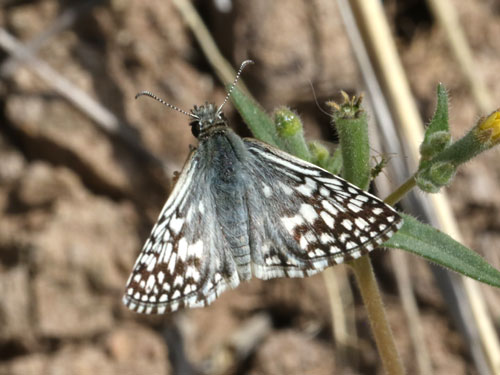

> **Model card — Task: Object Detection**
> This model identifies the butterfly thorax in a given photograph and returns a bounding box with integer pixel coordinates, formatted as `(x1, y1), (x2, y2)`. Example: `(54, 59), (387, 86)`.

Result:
(190, 103), (228, 141)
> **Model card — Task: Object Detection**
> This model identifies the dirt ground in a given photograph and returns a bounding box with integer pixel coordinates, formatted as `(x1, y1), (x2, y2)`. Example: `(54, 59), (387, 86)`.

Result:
(1, 0), (499, 374)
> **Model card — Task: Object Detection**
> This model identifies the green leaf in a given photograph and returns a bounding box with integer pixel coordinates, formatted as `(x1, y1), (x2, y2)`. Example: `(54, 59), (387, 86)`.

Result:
(230, 86), (281, 147)
(308, 141), (343, 174)
(327, 147), (343, 175)
(426, 83), (449, 134)
(385, 213), (500, 288)
(420, 84), (451, 163)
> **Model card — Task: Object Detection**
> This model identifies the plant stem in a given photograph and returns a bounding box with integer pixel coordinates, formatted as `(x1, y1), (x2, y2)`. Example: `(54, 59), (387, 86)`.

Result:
(384, 174), (417, 206)
(332, 93), (405, 374)
(350, 256), (405, 375)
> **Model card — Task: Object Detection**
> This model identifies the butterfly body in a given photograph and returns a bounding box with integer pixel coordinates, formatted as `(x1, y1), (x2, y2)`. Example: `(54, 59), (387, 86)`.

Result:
(123, 101), (403, 314)
(192, 103), (254, 283)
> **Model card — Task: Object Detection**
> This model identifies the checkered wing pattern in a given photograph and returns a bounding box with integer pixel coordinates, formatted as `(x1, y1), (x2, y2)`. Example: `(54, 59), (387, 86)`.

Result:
(123, 152), (237, 314)
(123, 137), (402, 314)
(243, 139), (402, 279)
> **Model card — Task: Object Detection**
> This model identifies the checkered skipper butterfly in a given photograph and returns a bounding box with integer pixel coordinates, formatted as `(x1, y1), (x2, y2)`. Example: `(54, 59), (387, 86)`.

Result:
(123, 60), (402, 314)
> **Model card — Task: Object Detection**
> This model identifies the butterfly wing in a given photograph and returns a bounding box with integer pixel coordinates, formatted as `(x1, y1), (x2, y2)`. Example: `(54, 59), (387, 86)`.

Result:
(124, 136), (403, 314)
(243, 139), (403, 279)
(123, 151), (240, 314)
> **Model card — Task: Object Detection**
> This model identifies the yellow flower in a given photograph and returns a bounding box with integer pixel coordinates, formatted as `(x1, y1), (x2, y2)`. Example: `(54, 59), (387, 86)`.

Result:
(478, 110), (500, 144)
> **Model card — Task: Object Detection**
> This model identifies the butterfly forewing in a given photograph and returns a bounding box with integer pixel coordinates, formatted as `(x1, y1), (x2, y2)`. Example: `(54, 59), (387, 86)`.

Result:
(123, 152), (238, 314)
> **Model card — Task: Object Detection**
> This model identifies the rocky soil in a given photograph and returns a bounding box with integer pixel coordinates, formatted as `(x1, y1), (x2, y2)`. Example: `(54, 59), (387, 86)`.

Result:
(1, 0), (499, 374)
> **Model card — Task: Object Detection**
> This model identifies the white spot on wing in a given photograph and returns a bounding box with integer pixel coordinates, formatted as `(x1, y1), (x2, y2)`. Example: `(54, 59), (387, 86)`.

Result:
(350, 249), (362, 258)
(320, 211), (334, 228)
(186, 265), (201, 282)
(153, 220), (169, 238)
(169, 215), (184, 235)
(346, 241), (357, 250)
(157, 271), (165, 284)
(188, 240), (203, 258)
(355, 217), (369, 230)
(322, 200), (338, 216)
(347, 203), (362, 213)
(319, 187), (330, 197)
(279, 182), (294, 195)
(339, 233), (349, 243)
(173, 275), (183, 287)
(167, 253), (177, 274)
(296, 177), (317, 196)
(177, 238), (188, 262)
(317, 176), (343, 186)
(163, 243), (173, 263)
(320, 232), (334, 244)
(184, 284), (194, 295)
(300, 203), (318, 223)
(172, 290), (181, 299)
(356, 194), (369, 202)
(146, 256), (157, 272)
(185, 205), (194, 222)
(342, 219), (353, 230)
(262, 183), (272, 197)
(281, 214), (304, 233)
(299, 235), (308, 250)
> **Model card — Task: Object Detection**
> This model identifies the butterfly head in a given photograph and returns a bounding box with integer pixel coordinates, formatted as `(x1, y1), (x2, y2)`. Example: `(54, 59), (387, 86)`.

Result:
(135, 60), (253, 140)
(189, 103), (226, 139)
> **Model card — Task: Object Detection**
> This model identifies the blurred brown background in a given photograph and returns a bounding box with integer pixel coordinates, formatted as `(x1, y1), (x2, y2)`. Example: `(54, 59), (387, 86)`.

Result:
(0, 0), (499, 374)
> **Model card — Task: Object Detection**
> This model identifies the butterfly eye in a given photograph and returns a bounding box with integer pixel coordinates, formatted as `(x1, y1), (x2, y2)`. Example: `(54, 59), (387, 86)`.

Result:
(190, 120), (201, 138)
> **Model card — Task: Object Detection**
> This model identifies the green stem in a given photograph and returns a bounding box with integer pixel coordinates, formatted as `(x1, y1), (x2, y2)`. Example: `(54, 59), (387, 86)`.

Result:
(350, 256), (405, 375)
(335, 112), (370, 190)
(331, 94), (405, 374)
(421, 126), (484, 170)
(384, 174), (417, 206)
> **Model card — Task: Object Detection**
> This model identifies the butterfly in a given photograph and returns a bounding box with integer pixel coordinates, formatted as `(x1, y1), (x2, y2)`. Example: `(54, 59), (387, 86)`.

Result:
(123, 60), (402, 314)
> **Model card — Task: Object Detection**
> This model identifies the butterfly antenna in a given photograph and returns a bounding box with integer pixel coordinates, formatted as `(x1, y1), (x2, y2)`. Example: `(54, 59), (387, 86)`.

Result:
(307, 79), (331, 117)
(217, 59), (254, 114)
(135, 91), (198, 119)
